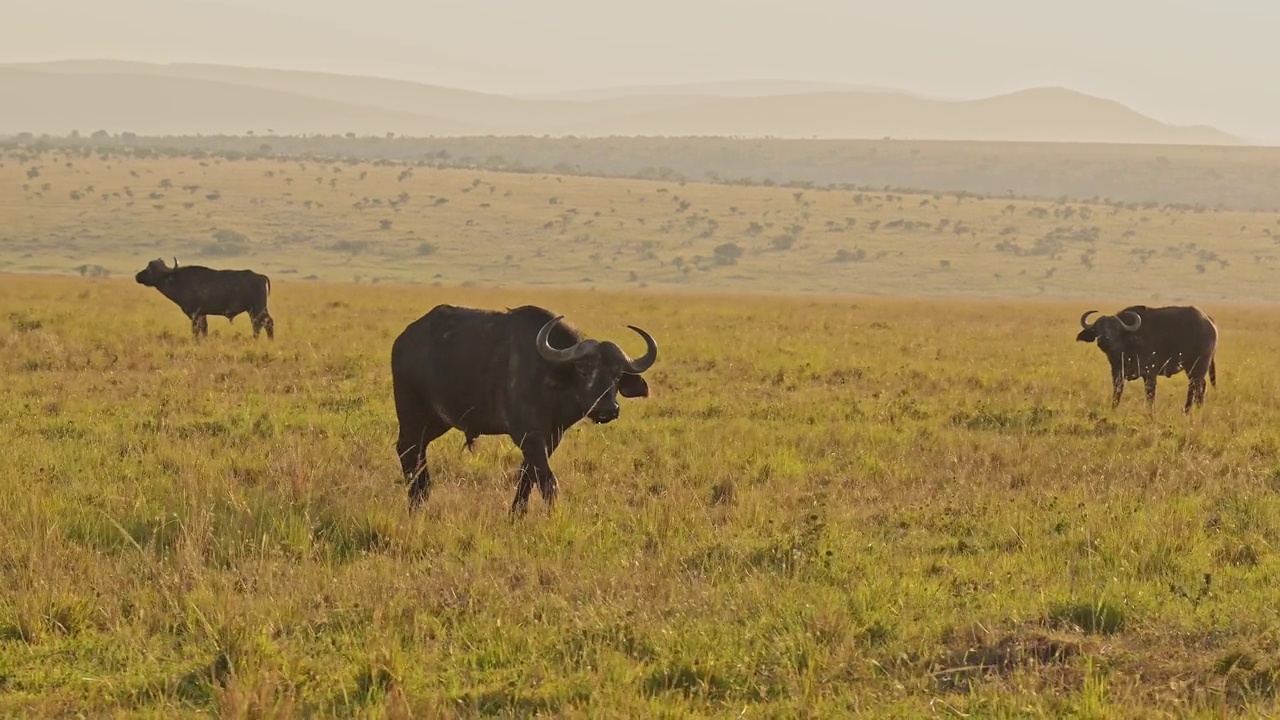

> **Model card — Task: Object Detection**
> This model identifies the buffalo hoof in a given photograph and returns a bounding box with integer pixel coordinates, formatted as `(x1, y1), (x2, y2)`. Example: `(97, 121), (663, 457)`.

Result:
(408, 480), (431, 511)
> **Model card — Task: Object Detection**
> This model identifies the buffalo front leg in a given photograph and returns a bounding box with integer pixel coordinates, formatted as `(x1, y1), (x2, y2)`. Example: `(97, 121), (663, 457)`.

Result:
(510, 435), (558, 516)
(1143, 375), (1157, 410)
(1110, 372), (1125, 409)
(190, 313), (208, 338)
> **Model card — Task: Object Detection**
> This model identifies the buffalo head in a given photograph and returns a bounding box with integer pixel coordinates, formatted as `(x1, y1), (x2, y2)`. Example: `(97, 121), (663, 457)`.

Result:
(135, 257), (179, 287)
(536, 315), (658, 424)
(1077, 309), (1141, 352)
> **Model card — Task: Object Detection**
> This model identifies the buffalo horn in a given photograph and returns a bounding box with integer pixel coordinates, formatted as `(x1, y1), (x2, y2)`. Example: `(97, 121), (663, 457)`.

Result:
(1080, 310), (1099, 329)
(1118, 311), (1142, 332)
(621, 325), (658, 374)
(536, 315), (593, 364)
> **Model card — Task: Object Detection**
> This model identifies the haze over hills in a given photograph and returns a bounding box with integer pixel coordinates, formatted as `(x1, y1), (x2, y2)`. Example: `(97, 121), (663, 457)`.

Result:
(517, 79), (934, 100)
(0, 60), (1245, 145)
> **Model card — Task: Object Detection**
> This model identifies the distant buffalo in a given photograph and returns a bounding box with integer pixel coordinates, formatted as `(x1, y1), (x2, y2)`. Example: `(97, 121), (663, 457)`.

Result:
(391, 304), (658, 513)
(1077, 305), (1217, 412)
(135, 258), (275, 339)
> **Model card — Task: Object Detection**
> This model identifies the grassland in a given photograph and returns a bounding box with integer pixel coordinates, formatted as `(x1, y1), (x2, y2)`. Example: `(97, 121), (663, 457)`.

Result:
(4, 147), (1280, 301)
(4, 141), (1280, 716)
(17, 134), (1280, 211)
(3, 276), (1280, 717)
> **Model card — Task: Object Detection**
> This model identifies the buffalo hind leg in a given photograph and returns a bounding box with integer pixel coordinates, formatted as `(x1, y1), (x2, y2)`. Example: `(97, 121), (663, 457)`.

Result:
(510, 435), (559, 516)
(395, 392), (449, 510)
(1185, 376), (1207, 413)
(252, 310), (275, 340)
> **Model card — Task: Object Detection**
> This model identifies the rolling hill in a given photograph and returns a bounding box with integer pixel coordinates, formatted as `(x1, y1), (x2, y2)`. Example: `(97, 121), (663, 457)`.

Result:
(0, 60), (1245, 145)
(0, 67), (490, 137)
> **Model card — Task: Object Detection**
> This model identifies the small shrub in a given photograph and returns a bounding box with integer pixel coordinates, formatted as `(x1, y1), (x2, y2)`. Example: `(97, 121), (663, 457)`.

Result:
(769, 235), (795, 251)
(713, 243), (743, 266)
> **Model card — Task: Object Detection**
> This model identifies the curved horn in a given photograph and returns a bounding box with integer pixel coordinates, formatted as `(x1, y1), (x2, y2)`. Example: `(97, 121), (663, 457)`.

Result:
(1118, 310), (1142, 332)
(535, 315), (593, 364)
(1080, 310), (1099, 330)
(172, 257), (179, 269)
(621, 325), (658, 374)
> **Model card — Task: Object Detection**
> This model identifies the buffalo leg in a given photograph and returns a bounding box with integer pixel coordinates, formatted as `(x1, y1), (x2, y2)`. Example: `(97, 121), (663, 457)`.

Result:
(1185, 376), (1207, 413)
(536, 433), (565, 504)
(1143, 375), (1157, 410)
(394, 391), (449, 509)
(510, 435), (558, 515)
(252, 310), (275, 340)
(545, 431), (564, 458)
(190, 313), (208, 338)
(1111, 373), (1125, 409)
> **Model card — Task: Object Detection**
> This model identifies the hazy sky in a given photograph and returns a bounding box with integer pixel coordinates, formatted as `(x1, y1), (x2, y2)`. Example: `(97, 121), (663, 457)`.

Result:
(5, 0), (1278, 143)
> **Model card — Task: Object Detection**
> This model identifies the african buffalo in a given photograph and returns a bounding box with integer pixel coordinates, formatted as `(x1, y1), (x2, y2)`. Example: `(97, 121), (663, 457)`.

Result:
(391, 304), (658, 513)
(1076, 305), (1217, 413)
(135, 258), (275, 339)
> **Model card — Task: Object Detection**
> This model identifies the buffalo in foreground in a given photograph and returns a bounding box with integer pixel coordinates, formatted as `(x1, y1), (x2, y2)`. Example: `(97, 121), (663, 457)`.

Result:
(391, 304), (658, 513)
(1076, 305), (1217, 413)
(135, 258), (275, 339)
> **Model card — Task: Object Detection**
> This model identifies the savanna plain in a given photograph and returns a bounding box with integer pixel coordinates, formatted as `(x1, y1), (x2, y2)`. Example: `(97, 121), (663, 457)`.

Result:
(2, 144), (1280, 717)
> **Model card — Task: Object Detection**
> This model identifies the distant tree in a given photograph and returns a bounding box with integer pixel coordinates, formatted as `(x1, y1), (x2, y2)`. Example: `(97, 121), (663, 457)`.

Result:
(713, 242), (743, 266)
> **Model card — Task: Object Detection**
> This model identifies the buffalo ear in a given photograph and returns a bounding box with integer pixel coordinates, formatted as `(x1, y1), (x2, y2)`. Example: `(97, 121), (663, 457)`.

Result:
(1076, 329), (1097, 343)
(618, 373), (649, 398)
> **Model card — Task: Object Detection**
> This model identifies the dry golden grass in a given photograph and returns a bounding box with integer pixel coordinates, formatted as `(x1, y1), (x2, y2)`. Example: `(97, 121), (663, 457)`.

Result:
(2, 274), (1279, 717)
(3, 149), (1280, 301)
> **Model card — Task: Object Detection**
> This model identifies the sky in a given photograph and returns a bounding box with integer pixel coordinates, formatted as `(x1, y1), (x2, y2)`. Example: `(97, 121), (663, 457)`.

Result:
(4, 0), (1277, 143)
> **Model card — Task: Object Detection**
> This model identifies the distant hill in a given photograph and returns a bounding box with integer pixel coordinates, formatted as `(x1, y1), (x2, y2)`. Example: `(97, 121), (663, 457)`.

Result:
(562, 87), (1244, 145)
(0, 60), (1245, 145)
(11, 60), (711, 135)
(0, 67), (490, 137)
(518, 79), (928, 100)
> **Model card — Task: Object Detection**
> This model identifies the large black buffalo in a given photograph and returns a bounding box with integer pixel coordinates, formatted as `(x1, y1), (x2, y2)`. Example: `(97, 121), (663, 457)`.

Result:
(391, 304), (658, 513)
(135, 258), (275, 339)
(1076, 305), (1217, 413)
